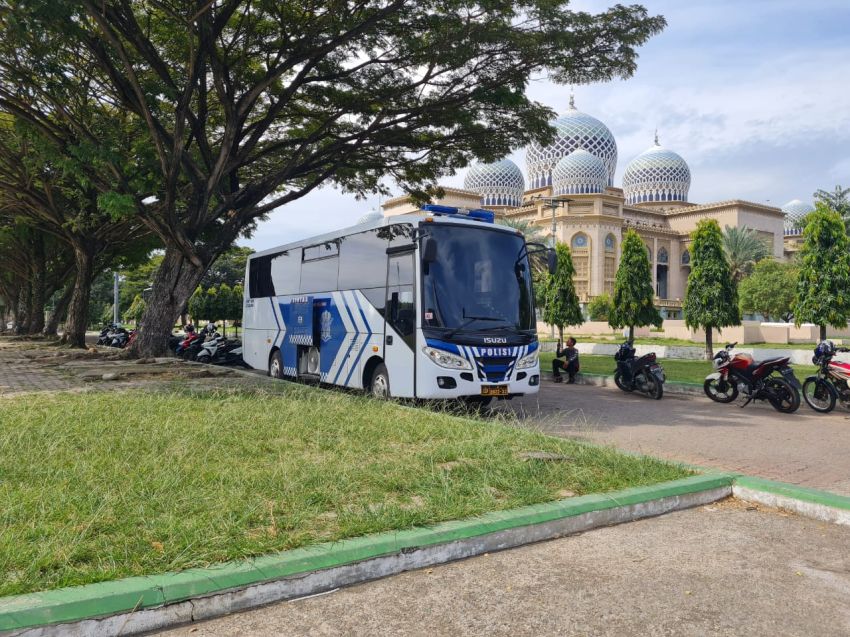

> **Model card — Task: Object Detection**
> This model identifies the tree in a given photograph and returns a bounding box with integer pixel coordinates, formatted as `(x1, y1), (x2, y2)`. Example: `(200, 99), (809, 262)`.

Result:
(0, 2), (665, 355)
(793, 204), (850, 340)
(497, 219), (547, 245)
(188, 287), (205, 326)
(722, 225), (769, 282)
(587, 293), (613, 322)
(201, 247), (254, 289)
(814, 185), (850, 231)
(542, 243), (583, 341)
(123, 294), (146, 326)
(231, 285), (244, 336)
(739, 260), (797, 322)
(683, 219), (740, 359)
(204, 287), (220, 327)
(217, 283), (234, 336)
(608, 230), (662, 342)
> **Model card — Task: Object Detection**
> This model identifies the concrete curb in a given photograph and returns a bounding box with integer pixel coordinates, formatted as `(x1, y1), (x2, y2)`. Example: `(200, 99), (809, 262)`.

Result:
(0, 474), (731, 636)
(541, 371), (704, 397)
(732, 476), (850, 526)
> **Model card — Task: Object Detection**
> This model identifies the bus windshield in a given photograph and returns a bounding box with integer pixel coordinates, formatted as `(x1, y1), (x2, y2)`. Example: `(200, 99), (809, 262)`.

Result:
(421, 224), (535, 333)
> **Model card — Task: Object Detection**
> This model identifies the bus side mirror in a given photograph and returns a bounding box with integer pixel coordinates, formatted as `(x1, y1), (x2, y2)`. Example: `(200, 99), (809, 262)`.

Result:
(547, 249), (557, 274)
(422, 237), (437, 263)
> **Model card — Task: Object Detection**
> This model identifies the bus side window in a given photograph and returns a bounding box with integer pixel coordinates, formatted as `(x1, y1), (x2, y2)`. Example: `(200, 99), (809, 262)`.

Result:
(387, 253), (415, 349)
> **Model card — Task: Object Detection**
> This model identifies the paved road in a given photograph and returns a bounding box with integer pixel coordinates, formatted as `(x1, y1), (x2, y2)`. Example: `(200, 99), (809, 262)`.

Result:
(0, 343), (80, 394)
(158, 502), (850, 636)
(501, 381), (850, 496)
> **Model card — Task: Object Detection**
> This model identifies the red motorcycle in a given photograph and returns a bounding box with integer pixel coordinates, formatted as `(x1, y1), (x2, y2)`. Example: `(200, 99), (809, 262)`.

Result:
(703, 343), (800, 413)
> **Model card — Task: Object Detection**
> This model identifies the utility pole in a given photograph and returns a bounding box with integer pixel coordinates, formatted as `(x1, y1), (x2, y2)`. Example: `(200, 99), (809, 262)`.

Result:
(113, 272), (120, 324)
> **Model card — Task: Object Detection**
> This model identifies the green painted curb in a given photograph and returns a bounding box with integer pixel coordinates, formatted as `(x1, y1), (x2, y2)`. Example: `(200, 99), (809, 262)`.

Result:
(734, 475), (850, 511)
(0, 473), (731, 632)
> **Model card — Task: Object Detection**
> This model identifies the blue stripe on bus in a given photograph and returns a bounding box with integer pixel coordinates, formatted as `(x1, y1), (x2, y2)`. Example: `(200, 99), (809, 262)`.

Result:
(270, 297), (282, 347)
(344, 292), (374, 388)
(332, 294), (360, 385)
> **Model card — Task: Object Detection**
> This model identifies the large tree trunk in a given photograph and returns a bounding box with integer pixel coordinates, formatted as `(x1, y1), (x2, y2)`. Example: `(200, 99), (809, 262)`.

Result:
(15, 284), (30, 335)
(28, 235), (46, 334)
(820, 325), (827, 341)
(705, 326), (713, 360)
(134, 246), (207, 357)
(44, 281), (74, 337)
(63, 248), (95, 348)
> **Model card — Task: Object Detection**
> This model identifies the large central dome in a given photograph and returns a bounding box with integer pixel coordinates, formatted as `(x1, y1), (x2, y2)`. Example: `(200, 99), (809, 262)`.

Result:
(526, 98), (617, 190)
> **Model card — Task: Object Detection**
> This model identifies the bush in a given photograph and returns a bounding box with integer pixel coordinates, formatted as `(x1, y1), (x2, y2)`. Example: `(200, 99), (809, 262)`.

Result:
(587, 293), (612, 321)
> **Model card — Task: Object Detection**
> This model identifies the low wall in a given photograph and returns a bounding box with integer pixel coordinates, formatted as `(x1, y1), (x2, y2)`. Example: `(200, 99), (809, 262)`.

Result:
(537, 319), (850, 345)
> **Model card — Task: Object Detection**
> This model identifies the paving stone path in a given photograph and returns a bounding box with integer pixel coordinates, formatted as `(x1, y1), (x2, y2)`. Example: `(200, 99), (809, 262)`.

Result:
(0, 343), (82, 394)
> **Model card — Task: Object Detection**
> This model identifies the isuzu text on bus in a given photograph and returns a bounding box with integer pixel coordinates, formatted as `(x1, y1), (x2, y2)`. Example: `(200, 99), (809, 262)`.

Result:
(242, 205), (555, 405)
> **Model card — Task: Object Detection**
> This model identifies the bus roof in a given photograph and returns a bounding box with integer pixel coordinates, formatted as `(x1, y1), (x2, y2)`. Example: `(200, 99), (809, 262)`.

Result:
(248, 210), (521, 259)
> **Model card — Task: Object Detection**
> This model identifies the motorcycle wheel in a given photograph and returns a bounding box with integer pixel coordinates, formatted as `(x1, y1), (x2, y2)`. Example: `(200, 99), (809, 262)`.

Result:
(765, 378), (800, 414)
(802, 377), (837, 413)
(614, 370), (633, 392)
(648, 374), (664, 400)
(703, 377), (738, 403)
(196, 354), (211, 365)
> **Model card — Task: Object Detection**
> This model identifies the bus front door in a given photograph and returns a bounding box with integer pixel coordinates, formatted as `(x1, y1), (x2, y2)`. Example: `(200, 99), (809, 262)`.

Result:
(384, 251), (416, 397)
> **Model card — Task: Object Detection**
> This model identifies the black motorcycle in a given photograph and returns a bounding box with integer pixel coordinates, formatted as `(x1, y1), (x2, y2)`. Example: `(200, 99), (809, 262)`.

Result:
(614, 342), (665, 400)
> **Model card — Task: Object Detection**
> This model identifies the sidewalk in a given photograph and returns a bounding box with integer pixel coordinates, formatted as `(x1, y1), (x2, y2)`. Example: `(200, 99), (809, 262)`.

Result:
(157, 501), (850, 636)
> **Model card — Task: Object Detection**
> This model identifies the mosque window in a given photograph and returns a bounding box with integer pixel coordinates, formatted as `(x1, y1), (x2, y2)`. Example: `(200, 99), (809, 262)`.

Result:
(681, 249), (690, 265)
(571, 233), (589, 249)
(604, 234), (615, 251)
(658, 247), (669, 264)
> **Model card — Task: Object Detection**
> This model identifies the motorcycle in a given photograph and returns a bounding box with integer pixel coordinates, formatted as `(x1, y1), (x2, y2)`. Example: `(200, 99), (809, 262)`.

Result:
(613, 342), (665, 400)
(196, 332), (245, 366)
(96, 323), (115, 346)
(802, 340), (850, 413)
(109, 325), (131, 348)
(175, 324), (203, 359)
(703, 343), (801, 413)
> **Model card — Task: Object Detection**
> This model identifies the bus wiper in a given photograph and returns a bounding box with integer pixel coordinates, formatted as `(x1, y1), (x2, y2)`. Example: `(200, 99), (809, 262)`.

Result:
(444, 315), (506, 339)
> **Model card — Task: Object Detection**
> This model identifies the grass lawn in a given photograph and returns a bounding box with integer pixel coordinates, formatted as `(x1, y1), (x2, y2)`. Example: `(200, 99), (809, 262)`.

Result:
(0, 385), (689, 596)
(539, 335), (823, 349)
(540, 353), (818, 385)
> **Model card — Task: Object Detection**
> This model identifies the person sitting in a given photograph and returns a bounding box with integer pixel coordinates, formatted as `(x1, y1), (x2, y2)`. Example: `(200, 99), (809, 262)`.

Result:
(552, 337), (580, 384)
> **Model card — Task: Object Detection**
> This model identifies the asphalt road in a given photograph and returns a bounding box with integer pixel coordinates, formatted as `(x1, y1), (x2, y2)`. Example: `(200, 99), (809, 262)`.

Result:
(157, 501), (850, 637)
(500, 381), (850, 496)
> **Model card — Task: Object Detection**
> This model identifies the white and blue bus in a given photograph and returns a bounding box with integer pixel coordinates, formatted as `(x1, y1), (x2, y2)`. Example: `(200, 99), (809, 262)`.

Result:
(242, 205), (553, 404)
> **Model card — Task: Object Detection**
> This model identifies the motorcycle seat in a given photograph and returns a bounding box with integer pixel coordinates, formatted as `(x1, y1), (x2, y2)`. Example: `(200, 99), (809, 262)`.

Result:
(747, 356), (787, 372)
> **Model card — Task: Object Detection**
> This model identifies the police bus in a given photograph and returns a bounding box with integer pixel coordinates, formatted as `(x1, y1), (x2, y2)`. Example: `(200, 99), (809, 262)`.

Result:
(242, 205), (554, 404)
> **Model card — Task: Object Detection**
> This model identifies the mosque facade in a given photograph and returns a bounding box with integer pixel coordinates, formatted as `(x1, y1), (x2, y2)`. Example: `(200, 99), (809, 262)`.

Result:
(382, 99), (810, 318)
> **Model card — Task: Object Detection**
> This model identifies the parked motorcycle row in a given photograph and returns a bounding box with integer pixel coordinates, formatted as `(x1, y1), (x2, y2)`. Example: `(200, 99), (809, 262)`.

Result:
(169, 323), (246, 367)
(611, 339), (850, 415)
(96, 323), (137, 349)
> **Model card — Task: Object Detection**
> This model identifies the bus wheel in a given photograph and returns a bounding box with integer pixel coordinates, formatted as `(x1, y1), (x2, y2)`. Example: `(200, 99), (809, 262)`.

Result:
(370, 363), (391, 399)
(269, 351), (284, 379)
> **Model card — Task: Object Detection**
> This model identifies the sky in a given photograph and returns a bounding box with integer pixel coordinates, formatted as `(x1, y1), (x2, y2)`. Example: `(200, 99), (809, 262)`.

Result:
(243, 0), (850, 252)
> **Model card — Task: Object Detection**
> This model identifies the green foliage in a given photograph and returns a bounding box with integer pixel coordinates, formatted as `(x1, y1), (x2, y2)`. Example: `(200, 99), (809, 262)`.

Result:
(684, 219), (740, 330)
(608, 230), (662, 336)
(793, 204), (850, 330)
(123, 294), (146, 325)
(542, 242), (583, 339)
(722, 225), (770, 281)
(118, 254), (164, 308)
(587, 293), (613, 322)
(201, 247), (253, 289)
(497, 218), (547, 245)
(813, 185), (850, 230)
(739, 260), (797, 322)
(188, 287), (205, 324)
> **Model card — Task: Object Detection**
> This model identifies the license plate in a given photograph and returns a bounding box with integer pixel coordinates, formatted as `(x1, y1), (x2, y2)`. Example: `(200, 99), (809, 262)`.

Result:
(481, 385), (509, 396)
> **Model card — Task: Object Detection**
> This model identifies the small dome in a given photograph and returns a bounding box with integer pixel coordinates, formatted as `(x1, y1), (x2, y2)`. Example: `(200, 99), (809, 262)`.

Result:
(552, 150), (607, 195)
(526, 97), (617, 190)
(781, 199), (814, 232)
(463, 159), (525, 207)
(357, 210), (384, 224)
(623, 140), (691, 205)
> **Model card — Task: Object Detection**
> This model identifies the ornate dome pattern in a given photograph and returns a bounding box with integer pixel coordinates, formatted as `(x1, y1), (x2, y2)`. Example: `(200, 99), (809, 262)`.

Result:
(526, 99), (617, 190)
(623, 142), (691, 205)
(552, 149), (607, 195)
(781, 199), (814, 232)
(463, 159), (525, 207)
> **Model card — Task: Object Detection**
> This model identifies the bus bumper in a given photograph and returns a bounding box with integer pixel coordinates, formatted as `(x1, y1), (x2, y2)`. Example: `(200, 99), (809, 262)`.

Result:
(416, 364), (540, 399)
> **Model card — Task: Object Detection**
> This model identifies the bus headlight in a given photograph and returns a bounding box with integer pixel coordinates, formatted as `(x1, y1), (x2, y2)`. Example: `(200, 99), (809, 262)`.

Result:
(516, 351), (538, 370)
(422, 346), (472, 371)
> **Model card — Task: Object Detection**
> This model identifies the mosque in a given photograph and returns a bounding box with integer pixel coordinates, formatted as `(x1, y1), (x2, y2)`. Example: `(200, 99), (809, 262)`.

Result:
(380, 98), (812, 318)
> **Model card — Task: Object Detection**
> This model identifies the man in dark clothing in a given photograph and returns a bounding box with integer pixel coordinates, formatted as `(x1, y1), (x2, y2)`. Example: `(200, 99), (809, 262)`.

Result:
(552, 337), (580, 384)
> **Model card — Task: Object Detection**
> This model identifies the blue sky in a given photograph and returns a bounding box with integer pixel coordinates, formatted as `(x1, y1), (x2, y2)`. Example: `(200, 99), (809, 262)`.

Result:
(244, 0), (850, 251)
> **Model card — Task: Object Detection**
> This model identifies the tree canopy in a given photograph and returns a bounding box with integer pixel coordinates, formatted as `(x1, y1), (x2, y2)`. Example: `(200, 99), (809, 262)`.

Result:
(608, 229), (661, 341)
(738, 259), (797, 322)
(722, 225), (769, 282)
(683, 219), (740, 358)
(793, 204), (850, 340)
(0, 0), (665, 355)
(541, 242), (583, 341)
(814, 185), (850, 231)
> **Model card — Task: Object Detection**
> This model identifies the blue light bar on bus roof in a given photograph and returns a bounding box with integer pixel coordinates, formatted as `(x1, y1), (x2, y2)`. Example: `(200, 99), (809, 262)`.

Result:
(419, 204), (494, 223)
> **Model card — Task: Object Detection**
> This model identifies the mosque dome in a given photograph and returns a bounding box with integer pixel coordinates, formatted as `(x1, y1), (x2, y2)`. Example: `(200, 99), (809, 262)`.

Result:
(463, 159), (525, 207)
(781, 199), (814, 232)
(526, 97), (618, 190)
(552, 149), (607, 196)
(357, 209), (384, 224)
(623, 139), (691, 205)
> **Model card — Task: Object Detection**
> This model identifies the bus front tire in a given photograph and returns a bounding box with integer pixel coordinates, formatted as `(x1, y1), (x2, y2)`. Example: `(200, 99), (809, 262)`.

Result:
(269, 351), (284, 379)
(370, 363), (391, 399)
